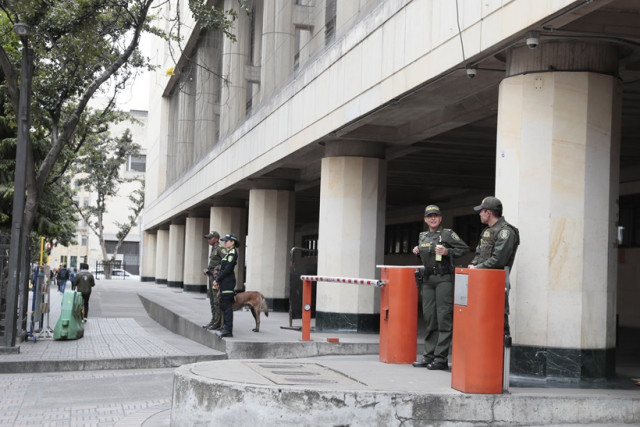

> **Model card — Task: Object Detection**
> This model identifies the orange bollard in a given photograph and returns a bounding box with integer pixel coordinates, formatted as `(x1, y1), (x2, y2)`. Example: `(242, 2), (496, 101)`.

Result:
(301, 280), (312, 341)
(451, 268), (506, 394)
(378, 266), (419, 363)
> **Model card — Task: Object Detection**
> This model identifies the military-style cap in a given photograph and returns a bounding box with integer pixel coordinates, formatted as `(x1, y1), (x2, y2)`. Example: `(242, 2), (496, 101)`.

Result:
(474, 196), (502, 212)
(424, 204), (441, 216)
(204, 231), (220, 239)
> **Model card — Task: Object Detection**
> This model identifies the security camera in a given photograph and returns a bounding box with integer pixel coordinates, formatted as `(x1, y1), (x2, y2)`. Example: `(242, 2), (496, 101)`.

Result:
(466, 68), (477, 79)
(526, 32), (540, 49)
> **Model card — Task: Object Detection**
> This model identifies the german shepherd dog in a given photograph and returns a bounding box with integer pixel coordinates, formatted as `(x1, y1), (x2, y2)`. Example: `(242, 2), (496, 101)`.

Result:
(232, 291), (269, 332)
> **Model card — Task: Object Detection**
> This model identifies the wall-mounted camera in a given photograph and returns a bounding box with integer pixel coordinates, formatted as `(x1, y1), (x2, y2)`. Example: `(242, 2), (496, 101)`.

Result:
(466, 67), (477, 79)
(526, 32), (540, 49)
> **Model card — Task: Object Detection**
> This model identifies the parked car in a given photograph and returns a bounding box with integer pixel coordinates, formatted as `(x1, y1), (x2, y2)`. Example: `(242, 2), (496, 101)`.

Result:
(92, 269), (140, 281)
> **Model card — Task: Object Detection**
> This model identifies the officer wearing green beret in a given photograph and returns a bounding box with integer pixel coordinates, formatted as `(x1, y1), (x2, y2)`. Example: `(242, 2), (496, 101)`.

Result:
(412, 204), (469, 370)
(203, 231), (227, 330)
(468, 196), (520, 335)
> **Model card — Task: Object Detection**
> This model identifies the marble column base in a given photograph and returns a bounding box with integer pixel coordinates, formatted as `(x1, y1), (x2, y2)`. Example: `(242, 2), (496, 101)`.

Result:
(155, 278), (167, 285)
(141, 276), (155, 282)
(316, 311), (379, 333)
(167, 281), (184, 289)
(511, 344), (615, 384)
(266, 297), (289, 313)
(183, 284), (207, 293)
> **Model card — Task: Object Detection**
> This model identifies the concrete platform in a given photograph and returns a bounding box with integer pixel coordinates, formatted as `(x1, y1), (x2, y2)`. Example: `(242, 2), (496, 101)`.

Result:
(171, 356), (640, 426)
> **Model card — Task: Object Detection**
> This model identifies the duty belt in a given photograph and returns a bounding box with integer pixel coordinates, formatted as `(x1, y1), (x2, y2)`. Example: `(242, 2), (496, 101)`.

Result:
(221, 290), (235, 294)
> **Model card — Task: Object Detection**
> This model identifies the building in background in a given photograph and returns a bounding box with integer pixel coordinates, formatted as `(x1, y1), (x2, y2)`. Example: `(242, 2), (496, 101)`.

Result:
(51, 109), (148, 275)
(141, 0), (640, 384)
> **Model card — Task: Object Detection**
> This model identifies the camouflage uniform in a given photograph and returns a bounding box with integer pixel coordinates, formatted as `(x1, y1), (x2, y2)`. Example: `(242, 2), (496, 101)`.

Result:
(207, 243), (227, 328)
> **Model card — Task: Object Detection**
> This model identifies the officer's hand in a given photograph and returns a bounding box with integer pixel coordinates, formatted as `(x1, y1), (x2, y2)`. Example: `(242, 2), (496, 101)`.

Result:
(412, 246), (419, 255)
(203, 269), (208, 275)
(468, 264), (476, 269)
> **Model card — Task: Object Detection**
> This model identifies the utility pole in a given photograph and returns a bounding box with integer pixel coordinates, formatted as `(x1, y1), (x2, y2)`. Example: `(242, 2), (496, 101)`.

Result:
(3, 23), (33, 348)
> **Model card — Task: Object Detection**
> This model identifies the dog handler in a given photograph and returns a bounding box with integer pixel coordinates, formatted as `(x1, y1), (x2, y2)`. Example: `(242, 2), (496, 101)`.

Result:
(213, 234), (241, 338)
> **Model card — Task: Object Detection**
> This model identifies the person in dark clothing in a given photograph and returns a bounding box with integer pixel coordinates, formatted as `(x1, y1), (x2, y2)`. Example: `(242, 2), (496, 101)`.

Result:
(212, 234), (241, 338)
(71, 263), (96, 322)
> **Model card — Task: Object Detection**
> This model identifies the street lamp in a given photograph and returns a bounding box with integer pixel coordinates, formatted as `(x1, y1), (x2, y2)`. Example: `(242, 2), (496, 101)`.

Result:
(14, 22), (29, 37)
(4, 22), (33, 348)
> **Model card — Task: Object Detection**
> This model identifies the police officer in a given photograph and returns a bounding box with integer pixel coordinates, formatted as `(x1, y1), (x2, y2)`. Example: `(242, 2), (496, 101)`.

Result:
(412, 205), (469, 370)
(213, 233), (241, 338)
(468, 196), (520, 335)
(203, 231), (227, 330)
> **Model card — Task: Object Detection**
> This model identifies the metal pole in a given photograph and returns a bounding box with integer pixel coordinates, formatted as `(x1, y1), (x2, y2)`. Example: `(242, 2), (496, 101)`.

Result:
(4, 28), (32, 348)
(301, 280), (312, 341)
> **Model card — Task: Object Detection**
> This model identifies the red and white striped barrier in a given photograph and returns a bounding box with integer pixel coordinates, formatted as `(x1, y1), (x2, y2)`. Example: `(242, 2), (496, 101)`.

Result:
(300, 275), (385, 287)
(299, 275), (383, 341)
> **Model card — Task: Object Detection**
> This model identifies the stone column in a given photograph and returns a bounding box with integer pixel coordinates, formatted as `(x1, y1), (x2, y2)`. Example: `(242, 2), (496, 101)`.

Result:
(209, 203), (248, 289)
(260, 0), (294, 102)
(498, 41), (621, 382)
(155, 229), (170, 285)
(246, 183), (295, 312)
(316, 141), (386, 332)
(219, 0), (251, 136)
(194, 30), (223, 158)
(141, 231), (156, 282)
(176, 68), (195, 175)
(183, 217), (210, 293)
(167, 223), (186, 288)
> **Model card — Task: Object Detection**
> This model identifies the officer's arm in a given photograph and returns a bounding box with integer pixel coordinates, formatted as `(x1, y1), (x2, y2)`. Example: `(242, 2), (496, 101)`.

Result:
(447, 232), (470, 258)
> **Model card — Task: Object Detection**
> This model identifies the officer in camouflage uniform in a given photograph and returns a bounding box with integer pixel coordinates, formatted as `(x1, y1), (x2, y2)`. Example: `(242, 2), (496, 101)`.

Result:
(412, 205), (469, 370)
(469, 196), (520, 335)
(202, 231), (227, 330)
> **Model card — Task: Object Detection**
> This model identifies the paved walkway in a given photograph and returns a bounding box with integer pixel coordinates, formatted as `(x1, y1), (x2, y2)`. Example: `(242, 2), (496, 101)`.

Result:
(0, 279), (637, 426)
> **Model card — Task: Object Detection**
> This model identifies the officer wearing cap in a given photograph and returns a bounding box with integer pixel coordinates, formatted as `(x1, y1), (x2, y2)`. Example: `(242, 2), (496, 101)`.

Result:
(412, 204), (469, 370)
(202, 231), (227, 330)
(468, 196), (520, 335)
(213, 233), (241, 338)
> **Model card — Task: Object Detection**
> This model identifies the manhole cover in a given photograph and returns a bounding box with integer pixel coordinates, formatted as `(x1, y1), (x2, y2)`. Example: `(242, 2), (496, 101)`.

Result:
(246, 362), (366, 387)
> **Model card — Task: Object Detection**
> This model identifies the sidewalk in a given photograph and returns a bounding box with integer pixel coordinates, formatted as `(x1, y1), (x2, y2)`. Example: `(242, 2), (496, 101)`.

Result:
(0, 279), (638, 426)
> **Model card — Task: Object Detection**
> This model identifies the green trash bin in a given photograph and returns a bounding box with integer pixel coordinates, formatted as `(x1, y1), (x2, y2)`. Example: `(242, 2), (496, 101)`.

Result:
(53, 290), (85, 340)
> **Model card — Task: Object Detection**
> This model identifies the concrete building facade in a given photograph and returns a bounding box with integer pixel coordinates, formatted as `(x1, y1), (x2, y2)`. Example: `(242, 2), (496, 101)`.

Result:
(142, 0), (640, 384)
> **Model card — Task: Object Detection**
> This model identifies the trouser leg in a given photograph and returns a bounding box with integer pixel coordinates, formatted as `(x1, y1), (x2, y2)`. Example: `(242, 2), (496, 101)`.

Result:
(433, 278), (453, 364)
(220, 294), (234, 332)
(421, 281), (437, 360)
(82, 293), (91, 318)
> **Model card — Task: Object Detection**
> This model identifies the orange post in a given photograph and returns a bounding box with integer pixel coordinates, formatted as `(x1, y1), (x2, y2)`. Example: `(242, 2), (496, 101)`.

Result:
(378, 266), (419, 363)
(301, 279), (312, 341)
(451, 268), (506, 394)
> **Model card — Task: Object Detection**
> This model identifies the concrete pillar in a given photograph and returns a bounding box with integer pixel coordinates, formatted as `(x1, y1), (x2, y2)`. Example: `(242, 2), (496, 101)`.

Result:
(260, 0), (294, 102)
(316, 142), (386, 332)
(499, 41), (621, 382)
(209, 204), (248, 289)
(183, 217), (210, 293)
(155, 229), (170, 285)
(194, 30), (223, 158)
(167, 224), (186, 288)
(141, 231), (156, 282)
(166, 92), (180, 185)
(246, 184), (295, 312)
(176, 69), (195, 175)
(219, 0), (251, 136)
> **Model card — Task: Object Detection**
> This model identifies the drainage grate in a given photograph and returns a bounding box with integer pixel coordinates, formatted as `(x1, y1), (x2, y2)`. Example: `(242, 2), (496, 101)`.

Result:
(246, 361), (366, 387)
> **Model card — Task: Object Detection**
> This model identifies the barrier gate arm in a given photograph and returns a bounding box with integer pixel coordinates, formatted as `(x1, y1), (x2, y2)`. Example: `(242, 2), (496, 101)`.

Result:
(299, 275), (385, 341)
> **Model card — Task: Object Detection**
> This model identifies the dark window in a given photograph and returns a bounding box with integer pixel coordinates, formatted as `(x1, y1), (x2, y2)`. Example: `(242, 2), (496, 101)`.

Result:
(454, 214), (483, 252)
(385, 222), (422, 255)
(619, 194), (640, 247)
(325, 0), (336, 44)
(128, 155), (146, 172)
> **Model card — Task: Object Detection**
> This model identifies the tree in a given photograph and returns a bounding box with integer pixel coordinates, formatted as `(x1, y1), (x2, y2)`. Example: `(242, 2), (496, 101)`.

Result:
(0, 0), (242, 345)
(72, 121), (144, 268)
